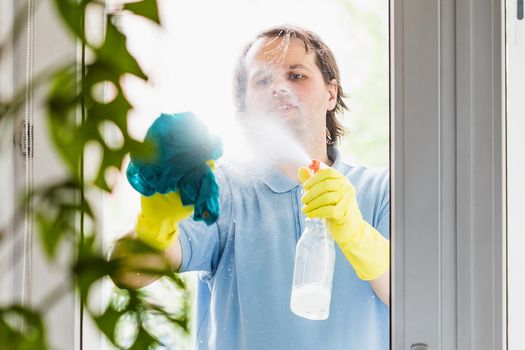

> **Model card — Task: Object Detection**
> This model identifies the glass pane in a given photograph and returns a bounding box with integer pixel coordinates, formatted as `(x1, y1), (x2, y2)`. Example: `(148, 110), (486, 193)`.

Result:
(103, 0), (390, 349)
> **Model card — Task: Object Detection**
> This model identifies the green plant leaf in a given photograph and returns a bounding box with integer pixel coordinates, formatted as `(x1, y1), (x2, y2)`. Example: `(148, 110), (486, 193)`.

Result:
(98, 21), (146, 79)
(128, 325), (158, 350)
(47, 65), (83, 178)
(32, 180), (92, 258)
(47, 61), (150, 191)
(36, 211), (67, 258)
(4, 0), (193, 348)
(0, 306), (49, 350)
(124, 0), (160, 24)
(74, 236), (120, 304)
(141, 299), (190, 334)
(51, 0), (89, 41)
(93, 305), (127, 344)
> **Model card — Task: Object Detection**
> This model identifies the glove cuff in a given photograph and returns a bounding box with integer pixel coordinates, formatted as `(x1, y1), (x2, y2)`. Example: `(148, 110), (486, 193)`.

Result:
(337, 220), (390, 280)
(135, 213), (179, 250)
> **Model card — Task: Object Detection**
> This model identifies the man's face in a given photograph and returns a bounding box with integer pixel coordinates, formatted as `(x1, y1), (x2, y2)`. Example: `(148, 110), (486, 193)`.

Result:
(243, 36), (337, 144)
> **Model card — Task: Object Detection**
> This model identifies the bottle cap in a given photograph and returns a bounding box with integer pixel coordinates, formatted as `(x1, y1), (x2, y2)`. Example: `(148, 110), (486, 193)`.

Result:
(308, 159), (320, 174)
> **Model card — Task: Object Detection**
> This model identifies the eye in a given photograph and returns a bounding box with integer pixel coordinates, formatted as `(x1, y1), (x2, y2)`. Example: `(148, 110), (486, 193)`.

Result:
(255, 76), (271, 86)
(289, 73), (305, 81)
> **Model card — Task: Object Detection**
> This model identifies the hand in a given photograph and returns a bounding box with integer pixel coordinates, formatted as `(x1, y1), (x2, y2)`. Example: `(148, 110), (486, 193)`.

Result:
(135, 160), (216, 250)
(109, 234), (170, 289)
(300, 167), (362, 241)
(135, 191), (193, 250)
(299, 166), (389, 280)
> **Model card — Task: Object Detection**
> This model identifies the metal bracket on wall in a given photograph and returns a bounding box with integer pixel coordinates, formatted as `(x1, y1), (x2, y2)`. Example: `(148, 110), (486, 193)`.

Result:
(410, 344), (430, 350)
(519, 0), (524, 19)
(14, 121), (33, 158)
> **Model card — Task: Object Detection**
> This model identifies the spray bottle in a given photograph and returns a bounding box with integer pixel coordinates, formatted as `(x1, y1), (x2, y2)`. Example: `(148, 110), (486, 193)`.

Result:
(290, 160), (336, 320)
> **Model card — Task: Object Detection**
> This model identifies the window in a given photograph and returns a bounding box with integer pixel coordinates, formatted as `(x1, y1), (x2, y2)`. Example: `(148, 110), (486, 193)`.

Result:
(102, 0), (390, 348)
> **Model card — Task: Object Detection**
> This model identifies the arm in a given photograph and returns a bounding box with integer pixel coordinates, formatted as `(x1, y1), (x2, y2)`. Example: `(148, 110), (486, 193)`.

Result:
(109, 191), (191, 289)
(109, 231), (184, 289)
(109, 183), (225, 289)
(369, 270), (389, 306)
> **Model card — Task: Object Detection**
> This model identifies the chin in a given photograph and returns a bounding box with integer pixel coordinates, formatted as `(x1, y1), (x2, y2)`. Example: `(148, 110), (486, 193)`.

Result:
(287, 121), (307, 138)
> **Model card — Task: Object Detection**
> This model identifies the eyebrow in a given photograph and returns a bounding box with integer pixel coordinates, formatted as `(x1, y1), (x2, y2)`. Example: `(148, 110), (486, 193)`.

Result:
(287, 64), (311, 70)
(251, 64), (311, 76)
(248, 64), (312, 81)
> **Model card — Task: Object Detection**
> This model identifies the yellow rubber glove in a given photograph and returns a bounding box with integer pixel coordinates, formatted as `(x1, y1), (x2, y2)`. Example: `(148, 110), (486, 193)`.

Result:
(135, 160), (215, 250)
(299, 166), (389, 280)
(135, 191), (193, 250)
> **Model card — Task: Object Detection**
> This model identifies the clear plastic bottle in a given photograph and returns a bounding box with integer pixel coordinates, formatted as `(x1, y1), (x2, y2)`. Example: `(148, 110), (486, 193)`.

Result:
(290, 160), (336, 320)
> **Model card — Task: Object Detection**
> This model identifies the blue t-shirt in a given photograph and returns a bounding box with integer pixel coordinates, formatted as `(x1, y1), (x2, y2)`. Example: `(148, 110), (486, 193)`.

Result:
(178, 147), (390, 350)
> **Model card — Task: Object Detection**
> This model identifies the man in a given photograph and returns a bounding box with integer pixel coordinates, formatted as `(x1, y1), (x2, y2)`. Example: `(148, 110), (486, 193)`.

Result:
(112, 25), (390, 349)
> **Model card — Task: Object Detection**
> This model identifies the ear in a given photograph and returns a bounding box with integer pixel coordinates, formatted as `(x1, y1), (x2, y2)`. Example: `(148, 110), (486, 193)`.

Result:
(327, 79), (338, 111)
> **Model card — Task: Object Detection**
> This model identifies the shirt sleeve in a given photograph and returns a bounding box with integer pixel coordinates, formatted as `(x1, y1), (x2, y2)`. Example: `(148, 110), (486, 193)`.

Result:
(177, 166), (233, 276)
(178, 219), (219, 274)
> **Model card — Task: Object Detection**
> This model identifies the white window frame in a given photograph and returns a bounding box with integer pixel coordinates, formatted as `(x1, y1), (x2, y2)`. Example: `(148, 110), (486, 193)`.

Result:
(391, 0), (506, 349)
(505, 0), (524, 348)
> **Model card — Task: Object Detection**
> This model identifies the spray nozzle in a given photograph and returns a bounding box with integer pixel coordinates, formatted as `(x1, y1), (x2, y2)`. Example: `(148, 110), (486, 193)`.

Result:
(308, 159), (321, 174)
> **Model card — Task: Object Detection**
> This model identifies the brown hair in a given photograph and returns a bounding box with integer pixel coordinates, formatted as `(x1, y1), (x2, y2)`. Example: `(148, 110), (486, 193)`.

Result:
(233, 25), (348, 145)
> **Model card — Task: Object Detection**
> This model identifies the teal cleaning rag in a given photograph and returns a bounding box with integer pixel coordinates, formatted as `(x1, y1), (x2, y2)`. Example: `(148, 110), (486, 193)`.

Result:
(127, 112), (223, 225)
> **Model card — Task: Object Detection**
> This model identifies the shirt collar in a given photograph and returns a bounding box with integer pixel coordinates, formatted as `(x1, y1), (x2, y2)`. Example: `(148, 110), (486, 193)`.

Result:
(261, 146), (343, 194)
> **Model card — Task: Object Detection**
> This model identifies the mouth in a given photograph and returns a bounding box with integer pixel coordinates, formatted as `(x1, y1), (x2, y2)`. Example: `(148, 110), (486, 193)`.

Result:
(273, 103), (297, 114)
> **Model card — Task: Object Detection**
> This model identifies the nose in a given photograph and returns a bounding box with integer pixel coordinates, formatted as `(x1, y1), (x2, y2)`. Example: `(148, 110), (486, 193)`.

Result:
(271, 82), (289, 97)
(265, 72), (289, 95)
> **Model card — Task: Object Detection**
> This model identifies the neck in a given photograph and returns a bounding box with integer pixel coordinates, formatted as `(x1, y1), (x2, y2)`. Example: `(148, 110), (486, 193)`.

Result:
(307, 142), (332, 166)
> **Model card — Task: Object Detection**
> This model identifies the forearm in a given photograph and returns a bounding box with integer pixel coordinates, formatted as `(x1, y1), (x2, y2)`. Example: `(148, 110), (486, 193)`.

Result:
(338, 223), (390, 306)
(369, 270), (390, 306)
(109, 231), (183, 289)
